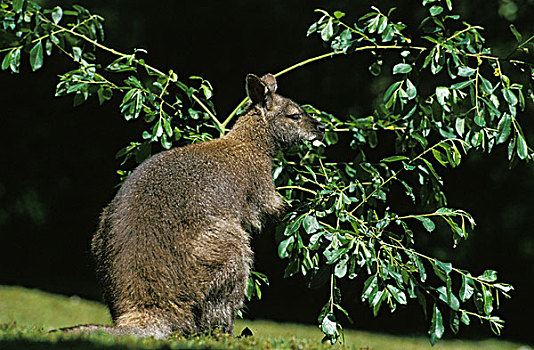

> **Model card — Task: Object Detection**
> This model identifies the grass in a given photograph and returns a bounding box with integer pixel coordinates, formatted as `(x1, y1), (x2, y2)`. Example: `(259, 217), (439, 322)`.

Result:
(0, 285), (529, 350)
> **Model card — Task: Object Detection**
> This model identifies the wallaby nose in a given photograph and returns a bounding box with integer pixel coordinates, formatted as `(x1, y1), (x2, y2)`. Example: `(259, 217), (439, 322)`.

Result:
(317, 123), (326, 133)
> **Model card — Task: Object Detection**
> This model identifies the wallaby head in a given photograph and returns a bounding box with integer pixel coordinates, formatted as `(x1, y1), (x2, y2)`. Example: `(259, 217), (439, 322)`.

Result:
(237, 73), (325, 151)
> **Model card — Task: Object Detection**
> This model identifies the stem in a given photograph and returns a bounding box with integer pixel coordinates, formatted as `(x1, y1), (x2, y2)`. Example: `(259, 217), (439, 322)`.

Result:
(33, 13), (97, 44)
(349, 138), (461, 215)
(221, 44), (427, 131)
(460, 309), (504, 323)
(191, 94), (222, 132)
(446, 25), (484, 43)
(475, 67), (480, 117)
(276, 185), (317, 195)
(38, 14), (221, 128)
(330, 273), (335, 314)
(505, 33), (534, 60)
(220, 51), (344, 130)
(0, 46), (22, 53)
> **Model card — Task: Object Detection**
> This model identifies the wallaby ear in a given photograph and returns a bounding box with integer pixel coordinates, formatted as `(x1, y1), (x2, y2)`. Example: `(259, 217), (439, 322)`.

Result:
(246, 74), (273, 109)
(261, 73), (277, 93)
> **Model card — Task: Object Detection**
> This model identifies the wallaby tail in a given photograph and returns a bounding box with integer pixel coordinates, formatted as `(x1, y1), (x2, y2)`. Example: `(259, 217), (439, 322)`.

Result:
(50, 324), (117, 335)
(50, 323), (171, 339)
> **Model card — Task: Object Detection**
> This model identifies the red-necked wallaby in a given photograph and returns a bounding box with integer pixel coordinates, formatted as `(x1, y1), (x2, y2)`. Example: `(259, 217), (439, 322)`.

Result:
(63, 73), (325, 338)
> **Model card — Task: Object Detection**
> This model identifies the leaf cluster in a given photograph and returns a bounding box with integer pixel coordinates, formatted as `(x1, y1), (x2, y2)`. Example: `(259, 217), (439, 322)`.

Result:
(277, 0), (531, 344)
(1, 0), (219, 171)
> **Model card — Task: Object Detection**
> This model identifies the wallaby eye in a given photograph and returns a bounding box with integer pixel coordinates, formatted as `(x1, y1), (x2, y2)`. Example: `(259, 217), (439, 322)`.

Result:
(287, 113), (302, 121)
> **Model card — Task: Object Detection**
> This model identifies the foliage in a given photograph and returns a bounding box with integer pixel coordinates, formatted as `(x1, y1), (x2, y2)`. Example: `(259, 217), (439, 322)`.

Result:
(1, 0), (533, 345)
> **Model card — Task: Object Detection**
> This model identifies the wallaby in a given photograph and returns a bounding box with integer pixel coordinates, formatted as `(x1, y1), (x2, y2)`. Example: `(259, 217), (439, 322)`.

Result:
(62, 73), (325, 338)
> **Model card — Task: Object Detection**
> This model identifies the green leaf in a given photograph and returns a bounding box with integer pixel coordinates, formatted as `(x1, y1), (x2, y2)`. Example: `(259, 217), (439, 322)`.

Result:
(284, 262), (300, 281)
(429, 5), (444, 16)
(393, 63), (412, 74)
(284, 214), (305, 236)
(383, 81), (402, 103)
(508, 136), (516, 160)
(245, 276), (255, 301)
(2, 50), (12, 71)
(412, 254), (427, 282)
(45, 39), (53, 56)
(437, 286), (460, 311)
(429, 304), (444, 345)
(71, 47), (82, 62)
(502, 88), (518, 106)
(366, 14), (381, 33)
(416, 216), (435, 232)
(457, 66), (476, 77)
(278, 236), (295, 259)
(29, 41), (44, 72)
(435, 260), (453, 274)
(97, 87), (113, 105)
(517, 134), (528, 160)
(334, 257), (348, 278)
(482, 285), (493, 315)
(362, 275), (378, 302)
(478, 270), (498, 282)
(435, 86), (450, 107)
(509, 24), (522, 43)
(10, 48), (20, 73)
(450, 311), (460, 334)
(107, 57), (136, 72)
(461, 311), (470, 325)
(303, 215), (320, 234)
(494, 283), (514, 294)
(152, 119), (163, 138)
(334, 303), (353, 324)
(479, 75), (493, 94)
(323, 245), (349, 264)
(372, 289), (386, 316)
(421, 158), (442, 183)
(432, 148), (449, 167)
(388, 285), (407, 305)
(460, 274), (475, 301)
(432, 260), (452, 282)
(451, 80), (474, 90)
(307, 22), (318, 36)
(496, 114), (512, 144)
(455, 118), (465, 136)
(333, 11), (345, 19)
(405, 78), (417, 100)
(161, 134), (172, 150)
(381, 155), (409, 162)
(377, 16), (388, 34)
(321, 18), (334, 41)
(13, 0), (23, 12)
(51, 6), (63, 24)
(163, 118), (173, 137)
(321, 313), (337, 336)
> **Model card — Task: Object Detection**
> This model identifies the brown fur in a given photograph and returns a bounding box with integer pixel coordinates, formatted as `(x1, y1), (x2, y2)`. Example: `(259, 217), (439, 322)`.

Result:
(67, 74), (325, 338)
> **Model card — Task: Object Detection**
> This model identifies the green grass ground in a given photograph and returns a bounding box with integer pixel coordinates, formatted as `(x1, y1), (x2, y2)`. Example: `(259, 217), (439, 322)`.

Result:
(0, 285), (529, 349)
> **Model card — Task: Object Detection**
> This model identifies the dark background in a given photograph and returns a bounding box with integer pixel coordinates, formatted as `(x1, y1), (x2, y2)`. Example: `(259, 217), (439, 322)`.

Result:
(1, 0), (533, 344)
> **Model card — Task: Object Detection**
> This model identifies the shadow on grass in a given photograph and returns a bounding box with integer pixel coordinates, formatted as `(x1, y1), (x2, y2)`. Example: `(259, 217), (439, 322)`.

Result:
(0, 339), (158, 350)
